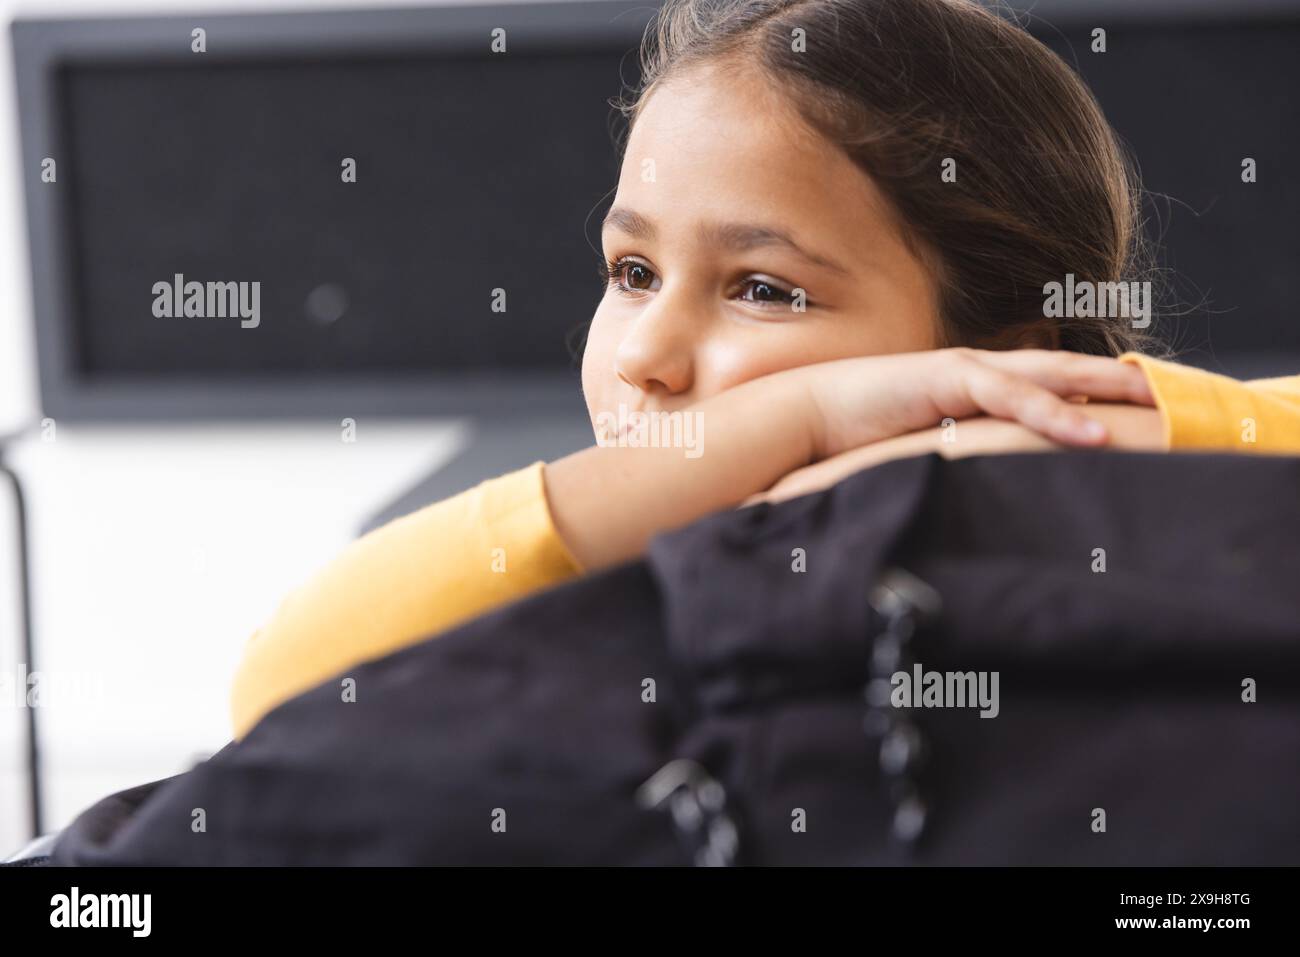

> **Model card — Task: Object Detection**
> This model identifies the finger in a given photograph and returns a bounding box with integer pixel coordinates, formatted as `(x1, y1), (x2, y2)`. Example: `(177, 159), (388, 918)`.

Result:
(973, 349), (1155, 406)
(960, 362), (1111, 446)
(965, 349), (1155, 407)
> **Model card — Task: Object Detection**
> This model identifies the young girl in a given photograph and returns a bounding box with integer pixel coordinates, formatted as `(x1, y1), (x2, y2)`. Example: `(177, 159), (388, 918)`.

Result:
(230, 0), (1300, 739)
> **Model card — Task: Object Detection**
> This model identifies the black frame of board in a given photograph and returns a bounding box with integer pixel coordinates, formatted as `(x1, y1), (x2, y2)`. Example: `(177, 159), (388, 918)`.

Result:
(10, 0), (654, 421)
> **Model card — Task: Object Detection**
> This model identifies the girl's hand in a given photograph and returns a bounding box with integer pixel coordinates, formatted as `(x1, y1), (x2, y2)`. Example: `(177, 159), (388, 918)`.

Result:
(548, 348), (1154, 571)
(782, 347), (1154, 460)
(750, 402), (1165, 506)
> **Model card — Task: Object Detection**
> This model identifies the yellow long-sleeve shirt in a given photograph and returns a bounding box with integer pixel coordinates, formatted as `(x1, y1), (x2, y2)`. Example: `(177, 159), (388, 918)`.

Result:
(229, 461), (584, 739)
(1120, 354), (1300, 451)
(229, 354), (1300, 739)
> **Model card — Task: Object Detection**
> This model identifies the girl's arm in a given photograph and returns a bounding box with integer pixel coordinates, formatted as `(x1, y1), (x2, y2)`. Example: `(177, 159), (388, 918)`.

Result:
(229, 461), (583, 739)
(230, 348), (1150, 738)
(547, 348), (1153, 568)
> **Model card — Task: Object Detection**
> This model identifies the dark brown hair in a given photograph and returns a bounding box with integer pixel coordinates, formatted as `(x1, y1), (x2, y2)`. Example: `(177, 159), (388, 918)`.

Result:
(614, 0), (1161, 356)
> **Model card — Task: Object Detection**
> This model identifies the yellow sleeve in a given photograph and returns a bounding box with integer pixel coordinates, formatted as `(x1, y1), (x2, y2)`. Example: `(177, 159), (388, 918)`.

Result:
(229, 461), (582, 740)
(1119, 352), (1300, 453)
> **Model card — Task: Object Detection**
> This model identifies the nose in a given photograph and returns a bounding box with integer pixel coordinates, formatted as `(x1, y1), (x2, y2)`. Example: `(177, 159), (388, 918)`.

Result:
(613, 294), (698, 397)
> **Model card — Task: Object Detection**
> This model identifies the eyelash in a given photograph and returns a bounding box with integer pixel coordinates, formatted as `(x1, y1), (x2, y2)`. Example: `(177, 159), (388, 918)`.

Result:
(603, 256), (807, 309)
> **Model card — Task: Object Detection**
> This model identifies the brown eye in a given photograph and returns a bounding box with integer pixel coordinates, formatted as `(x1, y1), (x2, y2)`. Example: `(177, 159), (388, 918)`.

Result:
(739, 278), (797, 307)
(626, 262), (654, 290)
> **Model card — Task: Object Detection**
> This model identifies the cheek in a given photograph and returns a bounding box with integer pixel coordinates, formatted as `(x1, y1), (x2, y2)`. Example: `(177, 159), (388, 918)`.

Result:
(695, 325), (860, 399)
(579, 308), (619, 419)
(694, 334), (795, 393)
(693, 305), (939, 396)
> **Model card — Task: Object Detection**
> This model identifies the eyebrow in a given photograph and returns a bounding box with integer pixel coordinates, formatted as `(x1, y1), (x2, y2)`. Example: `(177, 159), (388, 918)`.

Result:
(602, 206), (848, 276)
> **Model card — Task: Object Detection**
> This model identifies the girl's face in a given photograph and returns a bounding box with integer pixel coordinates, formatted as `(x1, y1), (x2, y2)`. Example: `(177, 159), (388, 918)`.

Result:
(582, 62), (941, 432)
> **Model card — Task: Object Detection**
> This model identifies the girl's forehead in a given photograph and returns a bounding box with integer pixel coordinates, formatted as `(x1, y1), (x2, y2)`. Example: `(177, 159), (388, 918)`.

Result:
(628, 63), (816, 162)
(614, 69), (901, 259)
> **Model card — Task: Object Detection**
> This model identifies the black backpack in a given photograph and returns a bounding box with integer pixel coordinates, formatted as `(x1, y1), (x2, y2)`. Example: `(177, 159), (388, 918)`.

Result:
(44, 452), (1300, 865)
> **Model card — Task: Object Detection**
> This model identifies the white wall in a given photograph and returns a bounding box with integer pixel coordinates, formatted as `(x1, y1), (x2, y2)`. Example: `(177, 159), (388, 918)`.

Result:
(0, 0), (566, 854)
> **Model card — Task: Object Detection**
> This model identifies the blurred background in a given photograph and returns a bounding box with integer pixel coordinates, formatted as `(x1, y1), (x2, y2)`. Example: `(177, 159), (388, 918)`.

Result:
(0, 0), (1297, 852)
